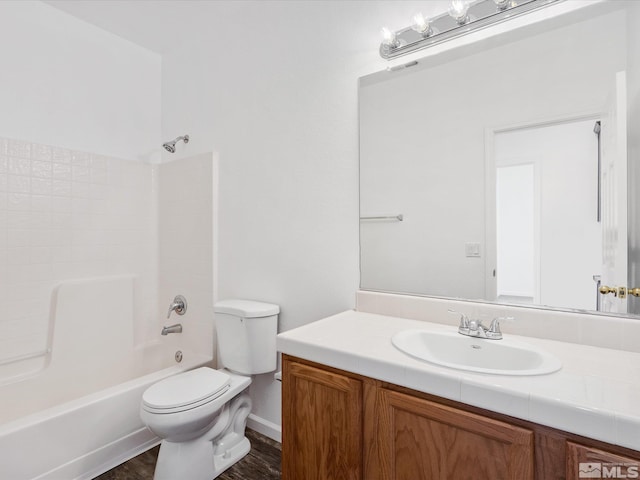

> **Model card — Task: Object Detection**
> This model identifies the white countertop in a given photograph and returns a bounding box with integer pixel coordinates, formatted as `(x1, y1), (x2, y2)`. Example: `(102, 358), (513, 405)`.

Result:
(277, 310), (640, 451)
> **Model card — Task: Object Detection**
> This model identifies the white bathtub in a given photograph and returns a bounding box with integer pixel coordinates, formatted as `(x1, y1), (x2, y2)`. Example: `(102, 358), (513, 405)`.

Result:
(0, 276), (212, 479)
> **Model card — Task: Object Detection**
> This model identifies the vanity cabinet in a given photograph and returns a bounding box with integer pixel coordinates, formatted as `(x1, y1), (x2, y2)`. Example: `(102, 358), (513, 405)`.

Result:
(282, 360), (363, 480)
(566, 442), (640, 479)
(282, 355), (640, 480)
(374, 388), (533, 479)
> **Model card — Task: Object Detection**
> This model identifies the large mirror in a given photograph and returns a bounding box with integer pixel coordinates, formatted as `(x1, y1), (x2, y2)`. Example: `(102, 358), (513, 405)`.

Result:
(359, 1), (640, 317)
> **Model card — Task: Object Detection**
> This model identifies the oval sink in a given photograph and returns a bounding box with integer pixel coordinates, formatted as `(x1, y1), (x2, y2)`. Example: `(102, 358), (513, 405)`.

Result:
(392, 329), (562, 376)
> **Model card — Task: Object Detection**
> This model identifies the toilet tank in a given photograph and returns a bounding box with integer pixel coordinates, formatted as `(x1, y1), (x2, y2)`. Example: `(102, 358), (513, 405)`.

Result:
(214, 299), (279, 375)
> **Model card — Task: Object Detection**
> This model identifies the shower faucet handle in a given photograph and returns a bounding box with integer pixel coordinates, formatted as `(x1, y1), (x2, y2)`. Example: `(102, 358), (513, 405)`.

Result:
(167, 295), (187, 319)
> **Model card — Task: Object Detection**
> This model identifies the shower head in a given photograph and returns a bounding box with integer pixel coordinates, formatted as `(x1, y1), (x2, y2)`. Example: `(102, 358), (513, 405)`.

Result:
(162, 134), (190, 153)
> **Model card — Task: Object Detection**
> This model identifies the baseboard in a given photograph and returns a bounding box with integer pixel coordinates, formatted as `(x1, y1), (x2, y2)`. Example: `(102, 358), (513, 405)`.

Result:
(247, 413), (281, 443)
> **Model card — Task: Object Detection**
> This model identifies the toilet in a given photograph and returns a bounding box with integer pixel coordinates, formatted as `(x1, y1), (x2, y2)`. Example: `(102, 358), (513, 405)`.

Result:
(140, 299), (279, 480)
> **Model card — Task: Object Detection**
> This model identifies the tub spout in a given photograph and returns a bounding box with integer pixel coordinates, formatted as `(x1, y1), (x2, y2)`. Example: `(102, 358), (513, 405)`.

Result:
(161, 323), (183, 335)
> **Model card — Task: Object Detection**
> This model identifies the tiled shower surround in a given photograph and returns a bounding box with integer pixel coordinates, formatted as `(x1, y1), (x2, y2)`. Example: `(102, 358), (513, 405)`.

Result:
(0, 137), (156, 374)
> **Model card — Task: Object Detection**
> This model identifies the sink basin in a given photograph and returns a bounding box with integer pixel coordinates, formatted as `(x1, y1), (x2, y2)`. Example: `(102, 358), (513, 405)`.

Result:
(392, 329), (562, 376)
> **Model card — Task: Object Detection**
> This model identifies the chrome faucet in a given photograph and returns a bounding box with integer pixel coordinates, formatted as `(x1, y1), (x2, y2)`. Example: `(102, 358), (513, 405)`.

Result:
(167, 295), (187, 319)
(448, 309), (512, 340)
(448, 308), (470, 331)
(161, 324), (183, 335)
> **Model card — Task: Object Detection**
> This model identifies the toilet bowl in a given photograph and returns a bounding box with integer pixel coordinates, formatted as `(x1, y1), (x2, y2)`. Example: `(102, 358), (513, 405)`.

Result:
(139, 299), (279, 480)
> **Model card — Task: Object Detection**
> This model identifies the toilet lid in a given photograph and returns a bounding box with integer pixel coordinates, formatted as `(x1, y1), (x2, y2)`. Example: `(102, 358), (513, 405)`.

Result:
(142, 367), (231, 410)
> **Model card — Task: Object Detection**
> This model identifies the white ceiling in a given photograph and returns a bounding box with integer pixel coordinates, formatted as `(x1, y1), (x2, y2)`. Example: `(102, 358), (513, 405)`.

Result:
(45, 0), (261, 54)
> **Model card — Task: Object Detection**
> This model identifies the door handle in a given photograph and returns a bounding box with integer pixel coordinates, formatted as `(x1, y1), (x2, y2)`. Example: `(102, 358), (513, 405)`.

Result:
(599, 286), (630, 298)
(599, 285), (618, 295)
(599, 286), (640, 298)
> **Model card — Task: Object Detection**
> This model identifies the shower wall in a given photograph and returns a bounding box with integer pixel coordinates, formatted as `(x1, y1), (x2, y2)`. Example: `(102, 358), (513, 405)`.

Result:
(0, 1), (162, 382)
(0, 138), (157, 378)
(157, 153), (216, 361)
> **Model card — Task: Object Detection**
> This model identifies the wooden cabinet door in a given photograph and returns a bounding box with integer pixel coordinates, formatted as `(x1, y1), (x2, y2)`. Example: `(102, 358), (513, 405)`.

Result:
(282, 358), (363, 480)
(567, 441), (640, 479)
(372, 388), (534, 480)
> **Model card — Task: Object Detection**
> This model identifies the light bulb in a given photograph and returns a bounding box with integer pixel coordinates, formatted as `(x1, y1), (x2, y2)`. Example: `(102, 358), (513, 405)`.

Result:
(493, 0), (511, 10)
(448, 0), (470, 25)
(380, 27), (399, 48)
(411, 12), (431, 36)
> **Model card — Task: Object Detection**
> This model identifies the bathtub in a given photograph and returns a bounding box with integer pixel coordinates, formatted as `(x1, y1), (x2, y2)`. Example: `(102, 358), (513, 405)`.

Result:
(0, 276), (212, 480)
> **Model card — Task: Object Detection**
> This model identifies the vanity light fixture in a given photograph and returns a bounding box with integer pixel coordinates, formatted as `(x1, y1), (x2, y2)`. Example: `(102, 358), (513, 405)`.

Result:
(379, 0), (561, 60)
(493, 0), (513, 11)
(380, 26), (400, 49)
(411, 12), (432, 37)
(448, 0), (471, 25)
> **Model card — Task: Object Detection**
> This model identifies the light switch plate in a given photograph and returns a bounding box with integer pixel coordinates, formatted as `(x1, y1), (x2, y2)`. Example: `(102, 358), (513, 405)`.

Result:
(465, 243), (481, 257)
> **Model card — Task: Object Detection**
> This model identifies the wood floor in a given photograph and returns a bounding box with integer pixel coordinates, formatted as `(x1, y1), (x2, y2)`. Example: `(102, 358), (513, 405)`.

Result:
(94, 429), (281, 480)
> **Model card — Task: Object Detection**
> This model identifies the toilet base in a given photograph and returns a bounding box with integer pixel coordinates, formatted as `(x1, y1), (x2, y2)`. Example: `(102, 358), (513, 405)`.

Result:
(153, 435), (250, 480)
(152, 392), (252, 480)
(214, 435), (251, 475)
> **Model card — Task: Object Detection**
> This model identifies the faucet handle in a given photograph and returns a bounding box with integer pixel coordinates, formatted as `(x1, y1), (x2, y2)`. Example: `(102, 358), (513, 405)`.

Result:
(167, 295), (187, 319)
(488, 316), (514, 334)
(448, 309), (469, 329)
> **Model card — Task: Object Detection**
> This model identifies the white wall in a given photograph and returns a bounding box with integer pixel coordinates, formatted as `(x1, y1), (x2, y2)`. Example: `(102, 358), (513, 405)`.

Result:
(0, 1), (161, 163)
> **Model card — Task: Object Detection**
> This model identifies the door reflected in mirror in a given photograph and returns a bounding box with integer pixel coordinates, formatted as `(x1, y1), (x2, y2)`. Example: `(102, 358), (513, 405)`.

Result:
(492, 119), (602, 311)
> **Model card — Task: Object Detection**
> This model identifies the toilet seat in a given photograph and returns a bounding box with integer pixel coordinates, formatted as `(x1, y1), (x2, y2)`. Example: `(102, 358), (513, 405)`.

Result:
(142, 367), (231, 414)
